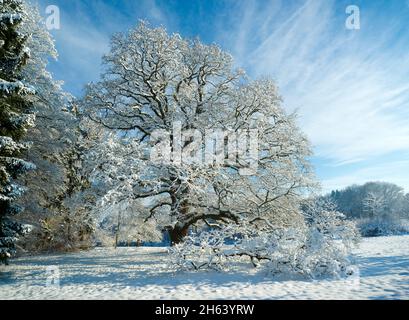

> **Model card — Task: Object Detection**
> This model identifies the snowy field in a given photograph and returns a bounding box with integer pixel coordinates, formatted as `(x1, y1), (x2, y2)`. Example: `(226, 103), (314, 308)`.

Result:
(1, 235), (408, 300)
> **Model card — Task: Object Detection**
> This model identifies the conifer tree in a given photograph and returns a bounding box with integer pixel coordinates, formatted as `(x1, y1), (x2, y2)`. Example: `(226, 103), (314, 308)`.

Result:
(0, 0), (35, 264)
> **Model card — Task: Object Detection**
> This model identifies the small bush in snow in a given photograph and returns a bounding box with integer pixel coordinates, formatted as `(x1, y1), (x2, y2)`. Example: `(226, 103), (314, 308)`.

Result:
(169, 201), (360, 278)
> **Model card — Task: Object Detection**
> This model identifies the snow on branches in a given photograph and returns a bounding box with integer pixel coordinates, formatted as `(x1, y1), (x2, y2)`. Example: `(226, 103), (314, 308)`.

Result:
(0, 13), (22, 25)
(83, 22), (316, 244)
(0, 0), (36, 264)
(0, 79), (35, 95)
(81, 21), (360, 277)
(168, 199), (360, 278)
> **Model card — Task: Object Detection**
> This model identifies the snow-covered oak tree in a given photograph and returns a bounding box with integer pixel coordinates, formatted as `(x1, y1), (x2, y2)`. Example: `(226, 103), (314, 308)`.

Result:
(0, 0), (36, 264)
(84, 22), (316, 244)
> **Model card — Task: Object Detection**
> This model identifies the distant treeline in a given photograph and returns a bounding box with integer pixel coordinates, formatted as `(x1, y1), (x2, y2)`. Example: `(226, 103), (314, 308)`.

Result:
(323, 182), (409, 236)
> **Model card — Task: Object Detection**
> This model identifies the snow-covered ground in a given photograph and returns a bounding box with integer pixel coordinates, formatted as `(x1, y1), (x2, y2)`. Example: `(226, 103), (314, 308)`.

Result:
(1, 235), (408, 300)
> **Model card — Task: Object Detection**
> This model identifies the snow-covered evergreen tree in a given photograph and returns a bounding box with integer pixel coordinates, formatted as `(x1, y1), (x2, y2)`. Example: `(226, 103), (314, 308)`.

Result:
(16, 1), (76, 224)
(0, 0), (36, 264)
(0, 1), (98, 254)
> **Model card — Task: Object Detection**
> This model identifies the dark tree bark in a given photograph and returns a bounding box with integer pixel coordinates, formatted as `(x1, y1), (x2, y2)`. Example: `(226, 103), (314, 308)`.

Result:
(169, 223), (190, 245)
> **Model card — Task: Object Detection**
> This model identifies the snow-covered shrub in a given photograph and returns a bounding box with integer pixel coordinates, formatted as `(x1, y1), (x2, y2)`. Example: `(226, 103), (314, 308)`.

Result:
(357, 218), (409, 237)
(169, 200), (360, 278)
(21, 209), (95, 253)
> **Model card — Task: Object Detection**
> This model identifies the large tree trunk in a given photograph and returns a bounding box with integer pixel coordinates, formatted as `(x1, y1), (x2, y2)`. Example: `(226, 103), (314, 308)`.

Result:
(169, 223), (190, 245)
(168, 200), (240, 245)
(169, 196), (191, 245)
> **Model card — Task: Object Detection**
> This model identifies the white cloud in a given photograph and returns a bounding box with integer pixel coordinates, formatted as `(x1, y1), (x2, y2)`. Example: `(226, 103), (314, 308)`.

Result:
(40, 0), (409, 191)
(322, 159), (409, 193)
(42, 0), (170, 94)
(218, 0), (409, 165)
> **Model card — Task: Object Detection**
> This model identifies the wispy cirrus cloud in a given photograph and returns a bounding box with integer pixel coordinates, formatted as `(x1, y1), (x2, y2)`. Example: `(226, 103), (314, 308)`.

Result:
(38, 0), (409, 192)
(322, 157), (409, 193)
(213, 0), (409, 191)
(39, 0), (170, 95)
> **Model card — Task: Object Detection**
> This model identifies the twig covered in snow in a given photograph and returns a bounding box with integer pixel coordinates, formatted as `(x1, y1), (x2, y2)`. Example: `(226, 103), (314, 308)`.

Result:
(168, 199), (360, 278)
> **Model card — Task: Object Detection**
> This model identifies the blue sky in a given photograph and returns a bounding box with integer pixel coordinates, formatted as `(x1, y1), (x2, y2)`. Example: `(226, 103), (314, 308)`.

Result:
(36, 0), (409, 193)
